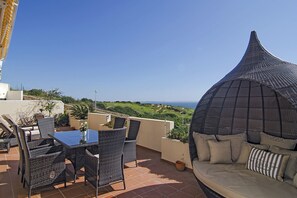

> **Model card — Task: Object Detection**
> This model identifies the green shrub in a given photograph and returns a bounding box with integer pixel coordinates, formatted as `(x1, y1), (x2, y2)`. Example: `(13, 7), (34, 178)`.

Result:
(70, 104), (89, 120)
(96, 102), (106, 109)
(54, 113), (70, 127)
(81, 98), (93, 103)
(107, 106), (141, 117)
(167, 124), (189, 143)
(61, 96), (76, 104)
(24, 89), (46, 97)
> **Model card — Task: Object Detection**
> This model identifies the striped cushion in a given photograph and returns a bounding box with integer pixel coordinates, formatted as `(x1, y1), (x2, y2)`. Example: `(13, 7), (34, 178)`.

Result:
(247, 147), (289, 181)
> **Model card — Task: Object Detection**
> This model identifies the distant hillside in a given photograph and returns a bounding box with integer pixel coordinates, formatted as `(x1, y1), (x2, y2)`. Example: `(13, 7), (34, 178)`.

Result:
(98, 101), (193, 127)
(23, 88), (194, 132)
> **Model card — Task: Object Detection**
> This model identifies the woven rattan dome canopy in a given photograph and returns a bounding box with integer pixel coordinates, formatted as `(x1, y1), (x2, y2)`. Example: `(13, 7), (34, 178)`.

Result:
(190, 31), (297, 150)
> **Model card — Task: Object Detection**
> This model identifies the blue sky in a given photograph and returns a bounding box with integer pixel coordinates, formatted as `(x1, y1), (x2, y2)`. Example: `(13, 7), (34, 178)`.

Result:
(3, 1), (297, 101)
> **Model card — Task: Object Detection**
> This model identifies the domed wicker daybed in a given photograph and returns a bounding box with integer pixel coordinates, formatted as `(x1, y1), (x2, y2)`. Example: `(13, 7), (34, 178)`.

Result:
(189, 31), (297, 198)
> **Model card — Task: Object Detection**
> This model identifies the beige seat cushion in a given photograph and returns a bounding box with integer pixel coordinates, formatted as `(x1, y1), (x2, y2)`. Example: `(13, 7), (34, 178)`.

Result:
(269, 146), (297, 180)
(208, 140), (232, 164)
(216, 133), (247, 162)
(193, 159), (297, 198)
(294, 174), (297, 188)
(260, 132), (297, 150)
(25, 129), (41, 140)
(236, 142), (269, 164)
(192, 132), (216, 161)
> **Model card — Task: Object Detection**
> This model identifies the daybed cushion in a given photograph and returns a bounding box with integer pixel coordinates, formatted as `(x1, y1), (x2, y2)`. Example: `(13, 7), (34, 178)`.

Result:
(208, 140), (232, 164)
(193, 159), (297, 198)
(216, 133), (247, 162)
(260, 132), (297, 150)
(236, 142), (269, 164)
(246, 147), (289, 181)
(269, 145), (297, 180)
(192, 132), (216, 161)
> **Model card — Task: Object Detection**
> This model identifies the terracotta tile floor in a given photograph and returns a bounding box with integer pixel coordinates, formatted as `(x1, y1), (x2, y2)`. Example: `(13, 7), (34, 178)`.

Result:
(0, 146), (206, 198)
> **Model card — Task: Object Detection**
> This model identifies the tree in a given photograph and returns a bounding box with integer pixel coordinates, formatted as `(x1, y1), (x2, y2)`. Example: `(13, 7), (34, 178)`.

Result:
(61, 96), (76, 104)
(40, 89), (61, 116)
(47, 88), (62, 99)
(24, 89), (46, 97)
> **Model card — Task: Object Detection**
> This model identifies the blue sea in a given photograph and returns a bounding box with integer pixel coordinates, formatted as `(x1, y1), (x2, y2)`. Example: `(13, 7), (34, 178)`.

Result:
(142, 101), (197, 109)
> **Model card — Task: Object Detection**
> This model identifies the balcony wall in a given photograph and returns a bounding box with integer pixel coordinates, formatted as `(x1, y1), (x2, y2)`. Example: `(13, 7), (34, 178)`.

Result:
(161, 137), (192, 169)
(88, 113), (111, 130)
(129, 117), (174, 152)
(85, 115), (174, 152)
(0, 100), (64, 122)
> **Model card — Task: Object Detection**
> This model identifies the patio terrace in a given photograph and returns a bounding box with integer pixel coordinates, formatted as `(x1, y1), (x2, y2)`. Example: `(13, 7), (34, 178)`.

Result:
(0, 145), (206, 198)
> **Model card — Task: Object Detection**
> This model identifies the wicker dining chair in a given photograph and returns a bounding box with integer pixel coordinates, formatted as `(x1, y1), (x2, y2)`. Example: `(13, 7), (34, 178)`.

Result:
(37, 117), (55, 138)
(113, 117), (126, 129)
(18, 126), (66, 198)
(85, 128), (127, 198)
(12, 125), (54, 183)
(123, 120), (141, 166)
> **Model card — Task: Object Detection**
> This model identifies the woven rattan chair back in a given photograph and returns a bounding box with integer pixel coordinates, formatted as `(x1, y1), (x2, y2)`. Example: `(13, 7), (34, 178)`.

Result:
(13, 125), (26, 179)
(113, 117), (126, 129)
(18, 127), (31, 179)
(18, 125), (66, 197)
(38, 117), (55, 138)
(127, 120), (141, 140)
(13, 125), (23, 159)
(98, 128), (126, 186)
(85, 128), (126, 197)
(123, 120), (141, 166)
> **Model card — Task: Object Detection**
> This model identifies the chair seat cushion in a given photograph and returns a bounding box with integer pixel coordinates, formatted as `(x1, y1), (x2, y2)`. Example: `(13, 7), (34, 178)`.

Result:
(25, 130), (40, 140)
(193, 159), (297, 198)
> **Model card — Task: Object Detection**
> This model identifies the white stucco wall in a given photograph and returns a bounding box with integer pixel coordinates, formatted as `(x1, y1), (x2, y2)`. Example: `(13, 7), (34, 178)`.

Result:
(6, 90), (23, 100)
(88, 113), (111, 130)
(129, 117), (174, 152)
(0, 100), (64, 122)
(161, 137), (192, 169)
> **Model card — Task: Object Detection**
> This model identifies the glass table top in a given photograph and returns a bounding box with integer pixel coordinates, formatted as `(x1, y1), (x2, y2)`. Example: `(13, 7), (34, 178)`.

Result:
(49, 130), (98, 149)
